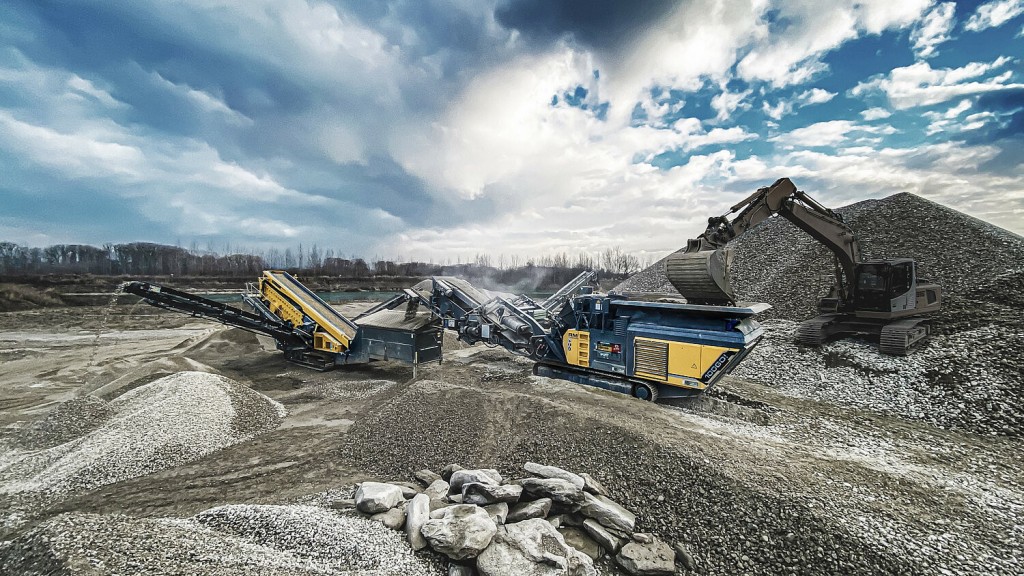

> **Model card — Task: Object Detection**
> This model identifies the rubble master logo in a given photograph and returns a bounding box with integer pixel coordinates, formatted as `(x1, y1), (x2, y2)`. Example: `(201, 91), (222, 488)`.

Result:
(701, 351), (734, 381)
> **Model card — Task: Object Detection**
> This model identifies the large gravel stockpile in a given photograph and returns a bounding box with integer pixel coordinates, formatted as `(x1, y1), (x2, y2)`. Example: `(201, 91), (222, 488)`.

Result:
(0, 505), (445, 575)
(0, 371), (285, 531)
(614, 192), (1024, 436)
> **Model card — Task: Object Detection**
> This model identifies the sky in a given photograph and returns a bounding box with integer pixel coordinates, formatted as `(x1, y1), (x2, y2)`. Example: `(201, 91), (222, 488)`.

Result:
(1, 0), (1022, 263)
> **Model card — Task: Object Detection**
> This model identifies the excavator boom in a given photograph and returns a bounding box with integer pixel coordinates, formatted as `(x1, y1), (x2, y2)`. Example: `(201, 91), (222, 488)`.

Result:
(667, 178), (861, 305)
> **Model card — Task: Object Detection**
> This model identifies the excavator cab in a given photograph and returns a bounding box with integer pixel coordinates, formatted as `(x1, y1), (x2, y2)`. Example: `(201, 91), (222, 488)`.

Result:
(852, 260), (916, 313)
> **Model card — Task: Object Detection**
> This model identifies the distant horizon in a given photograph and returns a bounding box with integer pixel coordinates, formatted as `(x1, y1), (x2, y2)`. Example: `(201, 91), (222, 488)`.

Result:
(7, 186), (1021, 265)
(2, 0), (1022, 258)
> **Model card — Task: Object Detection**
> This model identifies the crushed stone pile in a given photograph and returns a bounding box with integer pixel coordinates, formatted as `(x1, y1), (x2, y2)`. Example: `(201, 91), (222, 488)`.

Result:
(0, 504), (445, 575)
(614, 192), (1024, 436)
(0, 371), (285, 531)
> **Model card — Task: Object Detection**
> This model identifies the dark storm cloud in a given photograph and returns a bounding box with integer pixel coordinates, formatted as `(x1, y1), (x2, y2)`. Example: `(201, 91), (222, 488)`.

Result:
(494, 0), (676, 52)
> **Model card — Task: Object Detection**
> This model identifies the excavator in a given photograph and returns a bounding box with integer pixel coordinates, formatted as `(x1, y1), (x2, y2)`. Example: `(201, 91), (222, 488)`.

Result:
(665, 177), (941, 355)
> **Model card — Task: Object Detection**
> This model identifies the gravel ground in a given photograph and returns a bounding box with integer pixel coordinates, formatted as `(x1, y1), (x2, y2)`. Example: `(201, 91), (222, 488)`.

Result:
(614, 192), (1024, 437)
(733, 320), (1024, 436)
(0, 504), (446, 575)
(336, 360), (943, 576)
(0, 371), (285, 532)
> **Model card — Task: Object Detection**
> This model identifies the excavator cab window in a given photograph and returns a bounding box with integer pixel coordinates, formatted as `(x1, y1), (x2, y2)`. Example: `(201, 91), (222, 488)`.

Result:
(856, 264), (888, 293)
(890, 262), (913, 296)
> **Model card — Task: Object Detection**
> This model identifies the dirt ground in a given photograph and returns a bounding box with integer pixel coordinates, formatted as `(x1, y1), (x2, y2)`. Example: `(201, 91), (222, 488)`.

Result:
(0, 303), (1021, 575)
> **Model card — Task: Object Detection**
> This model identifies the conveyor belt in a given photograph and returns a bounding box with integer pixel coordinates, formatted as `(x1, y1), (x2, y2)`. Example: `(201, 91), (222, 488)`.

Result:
(265, 271), (358, 341)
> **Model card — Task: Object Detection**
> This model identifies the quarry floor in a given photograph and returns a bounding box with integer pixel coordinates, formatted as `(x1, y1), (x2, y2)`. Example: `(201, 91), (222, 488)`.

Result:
(0, 304), (1021, 575)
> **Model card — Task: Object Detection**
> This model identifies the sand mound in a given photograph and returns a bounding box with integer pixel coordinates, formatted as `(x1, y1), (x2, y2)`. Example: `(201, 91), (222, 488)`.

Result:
(1, 505), (444, 575)
(0, 372), (285, 529)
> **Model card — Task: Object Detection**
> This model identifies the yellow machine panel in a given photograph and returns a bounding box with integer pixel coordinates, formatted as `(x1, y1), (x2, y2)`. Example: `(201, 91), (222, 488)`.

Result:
(634, 337), (739, 390)
(563, 330), (591, 367)
(259, 271), (357, 351)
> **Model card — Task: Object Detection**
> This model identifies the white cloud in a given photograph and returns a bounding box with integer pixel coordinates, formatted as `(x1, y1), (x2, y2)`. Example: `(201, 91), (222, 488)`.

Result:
(922, 99), (973, 134)
(861, 107), (892, 120)
(911, 2), (957, 58)
(66, 75), (125, 109)
(762, 88), (837, 119)
(711, 88), (752, 122)
(799, 88), (837, 105)
(150, 72), (251, 125)
(771, 120), (859, 147)
(965, 0), (1024, 31)
(769, 120), (896, 148)
(737, 0), (933, 87)
(851, 57), (1024, 109)
(389, 49), (765, 258)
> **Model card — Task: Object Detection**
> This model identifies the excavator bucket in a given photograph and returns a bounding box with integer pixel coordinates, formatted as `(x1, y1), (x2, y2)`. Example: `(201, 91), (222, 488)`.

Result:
(665, 248), (736, 305)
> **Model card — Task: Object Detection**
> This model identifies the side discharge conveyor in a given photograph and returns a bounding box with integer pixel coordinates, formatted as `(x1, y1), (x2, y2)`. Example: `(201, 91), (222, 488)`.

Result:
(126, 269), (768, 402)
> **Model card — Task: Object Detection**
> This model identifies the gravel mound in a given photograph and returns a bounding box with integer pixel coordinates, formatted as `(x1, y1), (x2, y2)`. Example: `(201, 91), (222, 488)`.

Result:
(0, 505), (445, 575)
(1, 371), (285, 530)
(614, 192), (1024, 436)
(16, 395), (113, 449)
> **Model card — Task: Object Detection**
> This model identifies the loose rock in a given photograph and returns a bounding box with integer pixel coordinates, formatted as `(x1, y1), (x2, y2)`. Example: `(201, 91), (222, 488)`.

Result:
(559, 526), (603, 560)
(449, 469), (503, 495)
(415, 469), (443, 487)
(673, 542), (697, 572)
(406, 494), (430, 551)
(520, 478), (585, 508)
(372, 506), (406, 530)
(616, 540), (676, 576)
(578, 473), (610, 498)
(582, 518), (627, 554)
(355, 482), (405, 514)
(462, 482), (522, 506)
(425, 479), (450, 500)
(420, 504), (496, 560)
(524, 462), (585, 489)
(441, 464), (464, 481)
(507, 498), (552, 523)
(484, 502), (509, 525)
(476, 518), (597, 576)
(579, 493), (636, 534)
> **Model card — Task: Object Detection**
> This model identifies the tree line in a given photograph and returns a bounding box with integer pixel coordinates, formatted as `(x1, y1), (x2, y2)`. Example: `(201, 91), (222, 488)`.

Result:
(0, 241), (653, 286)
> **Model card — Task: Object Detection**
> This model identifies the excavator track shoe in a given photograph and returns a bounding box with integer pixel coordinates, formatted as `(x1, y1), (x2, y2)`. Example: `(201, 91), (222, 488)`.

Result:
(879, 319), (930, 356)
(795, 315), (838, 346)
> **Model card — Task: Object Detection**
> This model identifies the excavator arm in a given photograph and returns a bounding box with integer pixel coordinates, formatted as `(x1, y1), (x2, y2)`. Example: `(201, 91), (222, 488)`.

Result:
(667, 178), (861, 304)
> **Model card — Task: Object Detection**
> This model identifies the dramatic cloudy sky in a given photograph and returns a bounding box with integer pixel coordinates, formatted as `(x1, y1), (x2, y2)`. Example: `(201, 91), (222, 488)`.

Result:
(1, 0), (1022, 261)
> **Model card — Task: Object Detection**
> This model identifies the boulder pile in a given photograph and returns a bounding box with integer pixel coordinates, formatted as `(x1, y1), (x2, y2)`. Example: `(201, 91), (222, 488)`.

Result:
(344, 462), (688, 576)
